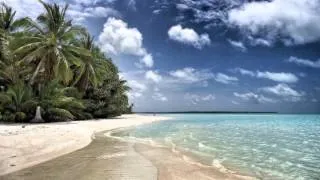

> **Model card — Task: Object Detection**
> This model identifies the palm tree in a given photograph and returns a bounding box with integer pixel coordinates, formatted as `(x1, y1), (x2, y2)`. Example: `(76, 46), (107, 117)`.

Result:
(0, 3), (28, 85)
(13, 1), (89, 85)
(0, 81), (37, 122)
(33, 81), (86, 122)
(72, 33), (102, 91)
(0, 1), (132, 122)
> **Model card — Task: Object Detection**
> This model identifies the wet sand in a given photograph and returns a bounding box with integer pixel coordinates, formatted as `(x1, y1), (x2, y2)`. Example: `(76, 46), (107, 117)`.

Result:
(1, 130), (256, 180)
(0, 114), (170, 175)
(0, 131), (157, 180)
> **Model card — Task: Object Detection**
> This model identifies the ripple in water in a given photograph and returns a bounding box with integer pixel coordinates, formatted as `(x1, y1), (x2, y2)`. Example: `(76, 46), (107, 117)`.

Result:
(123, 114), (320, 180)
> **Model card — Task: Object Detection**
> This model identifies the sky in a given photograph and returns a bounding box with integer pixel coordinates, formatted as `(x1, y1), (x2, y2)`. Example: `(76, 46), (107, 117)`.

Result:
(5, 0), (320, 113)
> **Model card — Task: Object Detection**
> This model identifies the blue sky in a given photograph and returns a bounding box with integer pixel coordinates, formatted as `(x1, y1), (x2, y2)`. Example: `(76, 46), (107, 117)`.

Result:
(7, 0), (320, 113)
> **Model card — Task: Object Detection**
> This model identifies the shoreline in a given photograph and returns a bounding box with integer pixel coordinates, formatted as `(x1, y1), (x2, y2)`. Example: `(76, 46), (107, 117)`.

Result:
(108, 128), (257, 180)
(0, 114), (171, 175)
(2, 127), (256, 180)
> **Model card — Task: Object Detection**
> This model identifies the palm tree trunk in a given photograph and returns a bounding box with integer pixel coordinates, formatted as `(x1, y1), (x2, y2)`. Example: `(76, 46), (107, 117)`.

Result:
(31, 106), (44, 123)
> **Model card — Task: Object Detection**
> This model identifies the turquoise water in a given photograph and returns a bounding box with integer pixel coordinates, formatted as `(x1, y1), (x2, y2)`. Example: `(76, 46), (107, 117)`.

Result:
(123, 114), (320, 180)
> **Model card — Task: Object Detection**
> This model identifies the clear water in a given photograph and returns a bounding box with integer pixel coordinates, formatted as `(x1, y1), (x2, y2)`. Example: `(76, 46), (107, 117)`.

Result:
(123, 114), (320, 180)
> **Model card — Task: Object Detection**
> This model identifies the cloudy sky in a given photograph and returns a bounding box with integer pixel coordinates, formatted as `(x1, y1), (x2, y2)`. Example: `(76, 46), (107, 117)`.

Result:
(6, 0), (320, 113)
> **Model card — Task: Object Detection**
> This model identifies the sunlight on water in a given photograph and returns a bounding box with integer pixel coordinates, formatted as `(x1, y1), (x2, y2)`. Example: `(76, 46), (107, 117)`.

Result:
(124, 114), (320, 180)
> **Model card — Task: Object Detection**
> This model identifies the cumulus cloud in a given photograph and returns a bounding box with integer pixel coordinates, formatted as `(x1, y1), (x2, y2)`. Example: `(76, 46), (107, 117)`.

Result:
(98, 18), (153, 68)
(231, 100), (240, 105)
(228, 39), (247, 52)
(73, 0), (114, 6)
(256, 71), (298, 83)
(83, 6), (120, 18)
(234, 92), (277, 104)
(145, 70), (162, 83)
(184, 93), (215, 104)
(202, 94), (216, 101)
(169, 67), (214, 83)
(176, 3), (189, 11)
(214, 73), (238, 84)
(140, 54), (154, 68)
(4, 0), (44, 19)
(248, 36), (272, 47)
(168, 0), (240, 24)
(228, 0), (320, 45)
(233, 68), (255, 77)
(260, 84), (304, 98)
(168, 25), (211, 49)
(5, 0), (120, 22)
(233, 68), (299, 83)
(152, 92), (168, 101)
(127, 80), (147, 99)
(287, 56), (320, 68)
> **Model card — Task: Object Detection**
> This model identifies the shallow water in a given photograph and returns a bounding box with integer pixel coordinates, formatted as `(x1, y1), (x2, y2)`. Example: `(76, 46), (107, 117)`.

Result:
(120, 114), (320, 180)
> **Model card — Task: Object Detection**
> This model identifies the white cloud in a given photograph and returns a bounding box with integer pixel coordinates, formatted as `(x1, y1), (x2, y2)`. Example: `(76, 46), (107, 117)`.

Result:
(68, 6), (120, 23)
(176, 3), (189, 11)
(98, 18), (153, 68)
(4, 0), (44, 19)
(260, 84), (304, 97)
(5, 0), (120, 22)
(228, 0), (320, 45)
(233, 68), (255, 77)
(233, 68), (299, 83)
(73, 0), (111, 6)
(170, 67), (198, 82)
(127, 80), (147, 99)
(228, 39), (247, 52)
(256, 71), (298, 83)
(140, 54), (154, 68)
(128, 0), (137, 11)
(234, 92), (277, 104)
(202, 94), (216, 101)
(168, 25), (211, 49)
(248, 36), (272, 47)
(231, 100), (239, 105)
(83, 6), (120, 18)
(169, 67), (214, 83)
(170, 0), (239, 24)
(184, 93), (215, 104)
(152, 9), (161, 14)
(145, 70), (162, 83)
(214, 73), (238, 84)
(98, 18), (144, 55)
(287, 56), (320, 68)
(152, 92), (168, 102)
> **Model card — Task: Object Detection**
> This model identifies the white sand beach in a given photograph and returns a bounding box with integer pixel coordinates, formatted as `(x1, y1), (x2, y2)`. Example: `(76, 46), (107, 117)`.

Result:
(0, 114), (171, 175)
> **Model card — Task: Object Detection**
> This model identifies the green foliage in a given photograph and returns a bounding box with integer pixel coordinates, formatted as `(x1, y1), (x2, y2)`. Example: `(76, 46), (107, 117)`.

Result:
(0, 1), (132, 123)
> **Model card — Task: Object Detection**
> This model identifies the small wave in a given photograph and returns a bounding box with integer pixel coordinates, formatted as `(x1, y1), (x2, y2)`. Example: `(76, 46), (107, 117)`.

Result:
(212, 159), (227, 171)
(198, 142), (217, 151)
(188, 132), (197, 141)
(97, 152), (126, 160)
(105, 129), (165, 148)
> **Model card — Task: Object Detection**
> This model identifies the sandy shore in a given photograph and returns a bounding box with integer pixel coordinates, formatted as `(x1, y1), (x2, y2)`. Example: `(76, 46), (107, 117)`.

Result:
(1, 129), (255, 180)
(0, 114), (257, 180)
(0, 114), (170, 175)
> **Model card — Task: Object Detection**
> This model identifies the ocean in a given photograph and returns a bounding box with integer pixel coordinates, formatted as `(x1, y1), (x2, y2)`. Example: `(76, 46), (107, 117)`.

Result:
(116, 114), (320, 180)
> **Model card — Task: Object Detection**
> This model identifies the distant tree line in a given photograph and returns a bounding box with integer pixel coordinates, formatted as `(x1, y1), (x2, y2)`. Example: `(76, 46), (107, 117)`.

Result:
(0, 1), (133, 123)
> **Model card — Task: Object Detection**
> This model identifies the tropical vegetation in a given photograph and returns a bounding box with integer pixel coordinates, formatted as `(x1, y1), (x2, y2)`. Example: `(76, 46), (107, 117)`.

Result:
(0, 1), (132, 123)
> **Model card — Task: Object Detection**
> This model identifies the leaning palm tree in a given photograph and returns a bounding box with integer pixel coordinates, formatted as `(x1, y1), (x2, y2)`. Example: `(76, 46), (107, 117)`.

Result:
(13, 1), (89, 85)
(0, 3), (28, 32)
(72, 33), (100, 91)
(0, 3), (28, 85)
